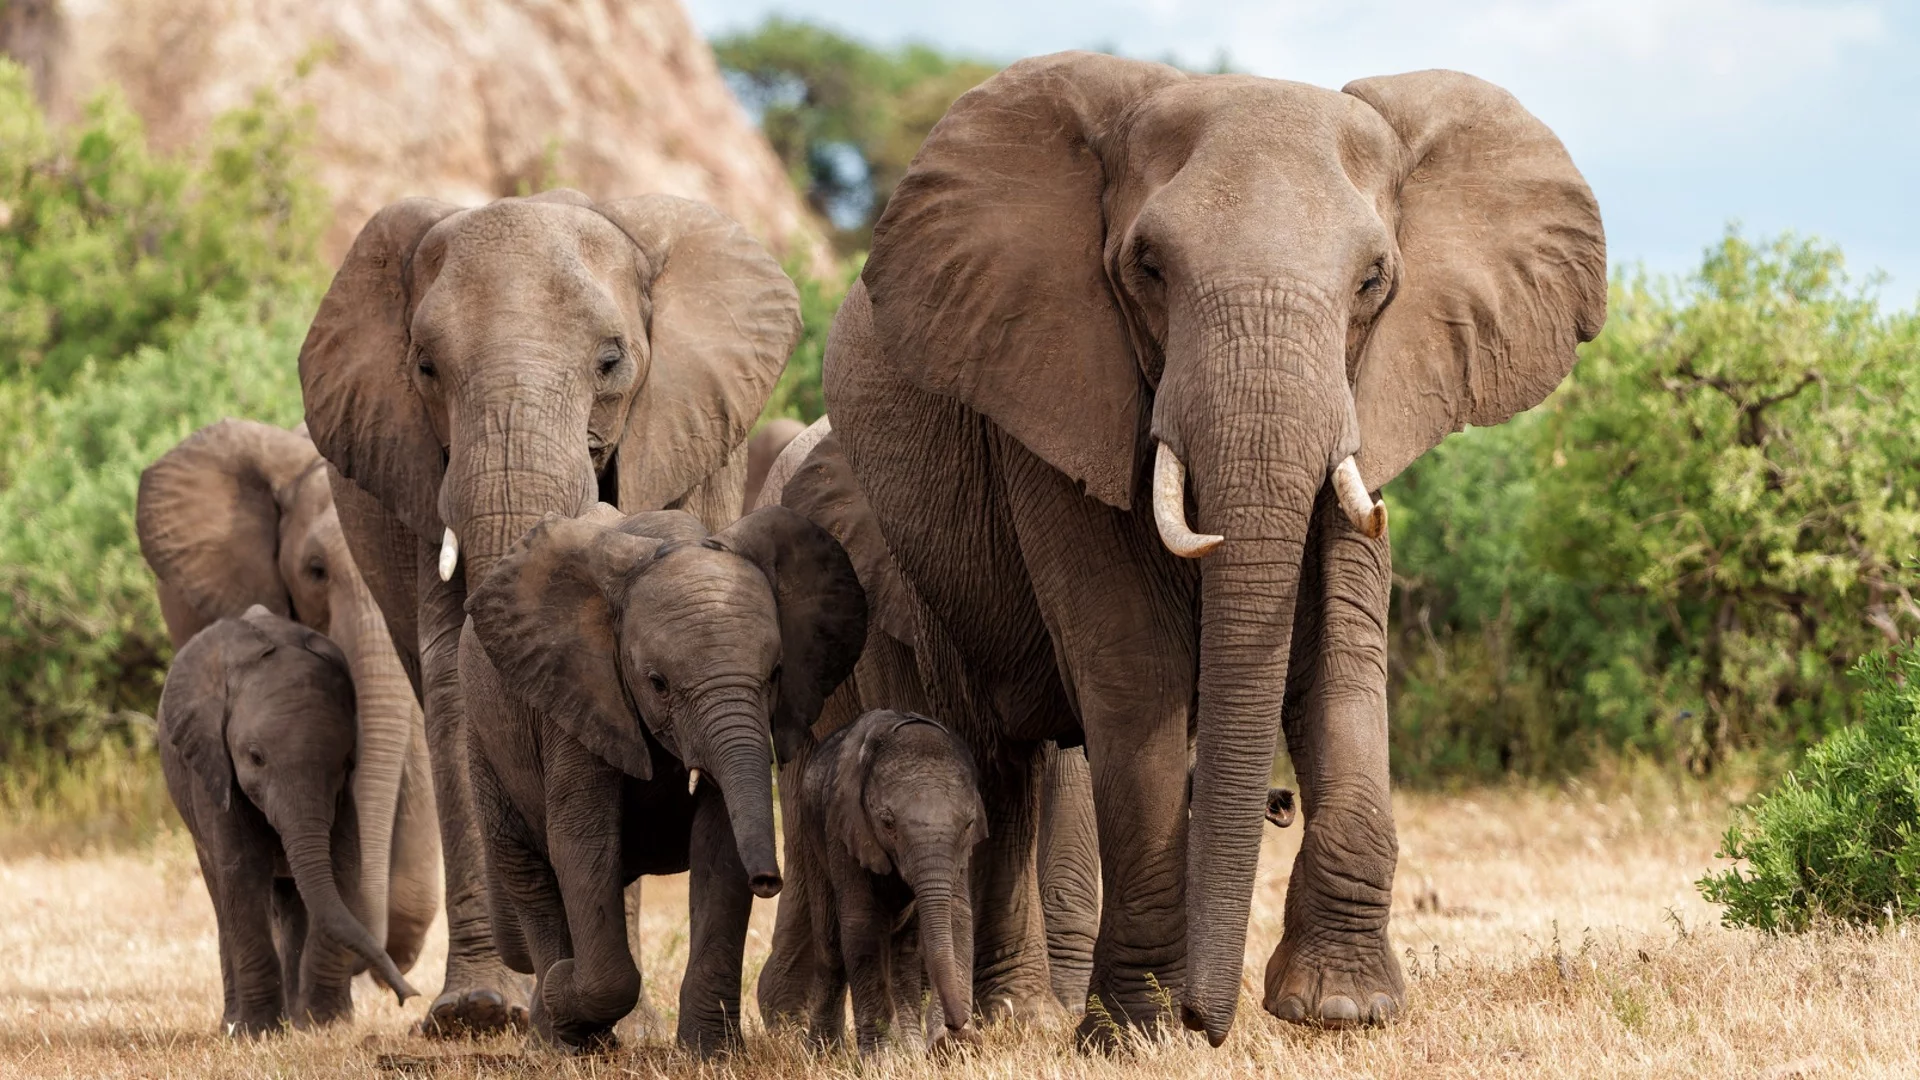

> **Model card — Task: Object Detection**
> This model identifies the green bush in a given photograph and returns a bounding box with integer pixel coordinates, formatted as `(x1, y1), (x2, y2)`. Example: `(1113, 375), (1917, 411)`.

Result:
(0, 59), (326, 391)
(1699, 643), (1920, 931)
(1387, 232), (1920, 783)
(0, 289), (316, 760)
(760, 254), (861, 425)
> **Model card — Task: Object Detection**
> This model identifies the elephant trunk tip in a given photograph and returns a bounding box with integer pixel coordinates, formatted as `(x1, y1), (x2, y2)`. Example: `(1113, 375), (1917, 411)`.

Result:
(1179, 1002), (1231, 1048)
(1332, 456), (1387, 539)
(1152, 442), (1224, 558)
(749, 870), (783, 899)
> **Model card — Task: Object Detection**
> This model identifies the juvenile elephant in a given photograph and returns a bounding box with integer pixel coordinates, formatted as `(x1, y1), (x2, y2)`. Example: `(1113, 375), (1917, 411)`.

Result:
(797, 709), (986, 1054)
(460, 506), (865, 1053)
(824, 52), (1605, 1043)
(298, 190), (800, 1033)
(159, 607), (417, 1034)
(754, 419), (1103, 1025)
(138, 419), (439, 973)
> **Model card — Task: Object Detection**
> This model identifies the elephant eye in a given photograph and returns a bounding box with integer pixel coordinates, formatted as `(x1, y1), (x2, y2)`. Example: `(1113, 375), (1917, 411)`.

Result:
(647, 671), (668, 695)
(596, 341), (625, 378)
(1358, 261), (1386, 296)
(414, 350), (437, 379)
(768, 663), (782, 686)
(306, 559), (327, 582)
(247, 747), (265, 767)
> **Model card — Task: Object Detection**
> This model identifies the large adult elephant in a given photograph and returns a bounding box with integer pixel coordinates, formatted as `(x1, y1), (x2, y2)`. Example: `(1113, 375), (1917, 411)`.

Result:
(138, 419), (439, 972)
(823, 53), (1605, 1045)
(297, 189), (799, 1034)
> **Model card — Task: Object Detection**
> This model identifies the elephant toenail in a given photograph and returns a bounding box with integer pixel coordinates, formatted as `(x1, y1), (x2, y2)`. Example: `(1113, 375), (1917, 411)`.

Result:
(1274, 995), (1308, 1022)
(1368, 994), (1395, 1023)
(1318, 995), (1360, 1025)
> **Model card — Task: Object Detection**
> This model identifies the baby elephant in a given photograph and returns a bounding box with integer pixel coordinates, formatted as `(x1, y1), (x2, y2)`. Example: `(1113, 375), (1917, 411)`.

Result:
(797, 709), (987, 1054)
(160, 607), (417, 1035)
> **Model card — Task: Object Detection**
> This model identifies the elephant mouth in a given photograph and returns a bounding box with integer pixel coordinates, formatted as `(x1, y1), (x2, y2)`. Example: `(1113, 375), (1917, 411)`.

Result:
(1151, 441), (1386, 559)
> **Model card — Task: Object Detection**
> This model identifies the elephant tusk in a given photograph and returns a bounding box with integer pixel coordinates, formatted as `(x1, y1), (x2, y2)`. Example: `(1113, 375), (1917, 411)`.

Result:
(1331, 456), (1387, 540)
(438, 528), (459, 582)
(687, 768), (701, 796)
(1152, 442), (1224, 559)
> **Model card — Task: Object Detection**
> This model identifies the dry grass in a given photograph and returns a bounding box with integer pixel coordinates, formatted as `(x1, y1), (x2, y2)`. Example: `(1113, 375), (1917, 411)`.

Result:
(3, 778), (1913, 1079)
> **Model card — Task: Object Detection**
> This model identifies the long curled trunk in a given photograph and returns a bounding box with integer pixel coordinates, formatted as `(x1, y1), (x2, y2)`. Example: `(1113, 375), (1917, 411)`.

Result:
(905, 855), (974, 1034)
(283, 824), (418, 1003)
(691, 694), (783, 898)
(1163, 285), (1349, 1045)
(329, 574), (418, 953)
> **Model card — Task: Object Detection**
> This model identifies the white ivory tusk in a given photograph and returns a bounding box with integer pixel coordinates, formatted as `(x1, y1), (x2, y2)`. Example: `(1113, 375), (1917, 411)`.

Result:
(688, 768), (702, 796)
(1152, 442), (1224, 558)
(438, 528), (459, 582)
(1331, 456), (1387, 539)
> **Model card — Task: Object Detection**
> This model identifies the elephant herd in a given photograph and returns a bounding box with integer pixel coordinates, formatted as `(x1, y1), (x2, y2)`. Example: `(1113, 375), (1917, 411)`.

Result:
(134, 51), (1605, 1055)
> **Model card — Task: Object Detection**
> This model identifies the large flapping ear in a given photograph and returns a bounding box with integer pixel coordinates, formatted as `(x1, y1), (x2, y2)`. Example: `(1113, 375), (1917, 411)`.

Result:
(161, 617), (277, 811)
(593, 195), (801, 514)
(465, 515), (666, 778)
(777, 427), (915, 643)
(137, 420), (319, 629)
(712, 506), (868, 766)
(864, 52), (1186, 511)
(828, 712), (897, 875)
(1343, 71), (1607, 490)
(299, 198), (462, 541)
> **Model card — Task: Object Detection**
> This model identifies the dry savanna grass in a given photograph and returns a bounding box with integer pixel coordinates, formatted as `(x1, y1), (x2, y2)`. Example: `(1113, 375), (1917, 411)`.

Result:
(3, 777), (1912, 1079)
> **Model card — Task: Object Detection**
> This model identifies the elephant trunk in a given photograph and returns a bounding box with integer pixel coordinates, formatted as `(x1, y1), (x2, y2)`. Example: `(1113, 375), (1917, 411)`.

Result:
(326, 570), (417, 955)
(690, 691), (783, 898)
(903, 850), (974, 1035)
(1160, 283), (1351, 1046)
(441, 387), (600, 590)
(283, 819), (419, 1004)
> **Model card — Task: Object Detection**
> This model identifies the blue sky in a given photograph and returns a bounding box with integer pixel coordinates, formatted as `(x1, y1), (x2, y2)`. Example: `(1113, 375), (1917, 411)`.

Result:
(686, 0), (1920, 307)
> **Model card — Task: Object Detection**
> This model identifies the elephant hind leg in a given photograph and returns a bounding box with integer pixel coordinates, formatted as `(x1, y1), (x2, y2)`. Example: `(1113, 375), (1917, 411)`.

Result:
(385, 719), (442, 973)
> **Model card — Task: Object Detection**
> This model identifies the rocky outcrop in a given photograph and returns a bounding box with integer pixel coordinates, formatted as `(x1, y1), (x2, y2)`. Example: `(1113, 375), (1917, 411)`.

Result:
(5, 0), (827, 268)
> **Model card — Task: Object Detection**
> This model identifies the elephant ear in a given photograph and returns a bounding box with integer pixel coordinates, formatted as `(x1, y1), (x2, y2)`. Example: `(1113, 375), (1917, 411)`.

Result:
(864, 52), (1186, 511)
(299, 198), (462, 541)
(161, 617), (276, 811)
(778, 427), (915, 644)
(137, 420), (318, 627)
(1343, 70), (1607, 490)
(712, 506), (868, 766)
(828, 712), (896, 875)
(593, 195), (801, 515)
(465, 515), (666, 779)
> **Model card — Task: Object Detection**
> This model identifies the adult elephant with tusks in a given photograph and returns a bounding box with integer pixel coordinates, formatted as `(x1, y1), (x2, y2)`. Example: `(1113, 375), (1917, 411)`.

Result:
(824, 52), (1605, 1045)
(298, 189), (799, 1035)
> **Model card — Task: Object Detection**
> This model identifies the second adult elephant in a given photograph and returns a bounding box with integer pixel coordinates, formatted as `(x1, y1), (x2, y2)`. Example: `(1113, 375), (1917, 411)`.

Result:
(138, 419), (439, 976)
(826, 53), (1605, 1044)
(298, 190), (800, 1033)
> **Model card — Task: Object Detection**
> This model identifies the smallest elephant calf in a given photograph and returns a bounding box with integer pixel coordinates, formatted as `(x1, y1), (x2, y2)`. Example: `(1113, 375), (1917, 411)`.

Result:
(160, 606), (416, 1036)
(795, 710), (986, 1054)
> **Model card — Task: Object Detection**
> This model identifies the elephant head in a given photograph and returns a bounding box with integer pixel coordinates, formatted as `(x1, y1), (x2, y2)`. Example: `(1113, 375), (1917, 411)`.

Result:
(297, 190), (802, 593)
(160, 607), (417, 1005)
(829, 710), (987, 1042)
(138, 419), (420, 953)
(861, 52), (1605, 1040)
(465, 506), (867, 897)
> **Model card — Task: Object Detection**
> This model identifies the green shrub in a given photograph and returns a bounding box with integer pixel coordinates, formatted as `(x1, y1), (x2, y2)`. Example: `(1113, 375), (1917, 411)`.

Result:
(1698, 644), (1920, 931)
(0, 288), (316, 762)
(1387, 232), (1920, 783)
(0, 59), (326, 391)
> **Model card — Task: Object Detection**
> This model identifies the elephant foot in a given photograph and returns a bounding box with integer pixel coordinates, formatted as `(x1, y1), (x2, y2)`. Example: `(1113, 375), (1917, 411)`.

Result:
(418, 986), (530, 1039)
(1072, 974), (1181, 1053)
(1261, 927), (1404, 1028)
(928, 1022), (983, 1059)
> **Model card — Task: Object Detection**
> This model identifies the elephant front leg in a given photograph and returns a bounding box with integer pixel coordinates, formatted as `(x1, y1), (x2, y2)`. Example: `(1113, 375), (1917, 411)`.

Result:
(207, 841), (285, 1036)
(417, 559), (529, 1037)
(833, 880), (894, 1055)
(681, 787), (754, 1056)
(756, 757), (818, 1032)
(1262, 492), (1403, 1027)
(967, 745), (1056, 1023)
(536, 763), (637, 1051)
(613, 880), (669, 1044)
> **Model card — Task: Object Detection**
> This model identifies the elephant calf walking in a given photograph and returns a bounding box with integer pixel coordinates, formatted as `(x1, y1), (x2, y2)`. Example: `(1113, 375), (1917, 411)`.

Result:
(460, 506), (866, 1053)
(159, 608), (416, 1035)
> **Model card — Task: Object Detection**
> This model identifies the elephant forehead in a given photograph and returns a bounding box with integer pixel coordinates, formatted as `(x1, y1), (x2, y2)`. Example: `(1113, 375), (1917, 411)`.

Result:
(411, 205), (642, 333)
(625, 549), (779, 632)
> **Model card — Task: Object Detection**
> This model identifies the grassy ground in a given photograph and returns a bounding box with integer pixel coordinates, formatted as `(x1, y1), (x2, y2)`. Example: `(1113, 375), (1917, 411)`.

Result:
(1, 778), (1910, 1078)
